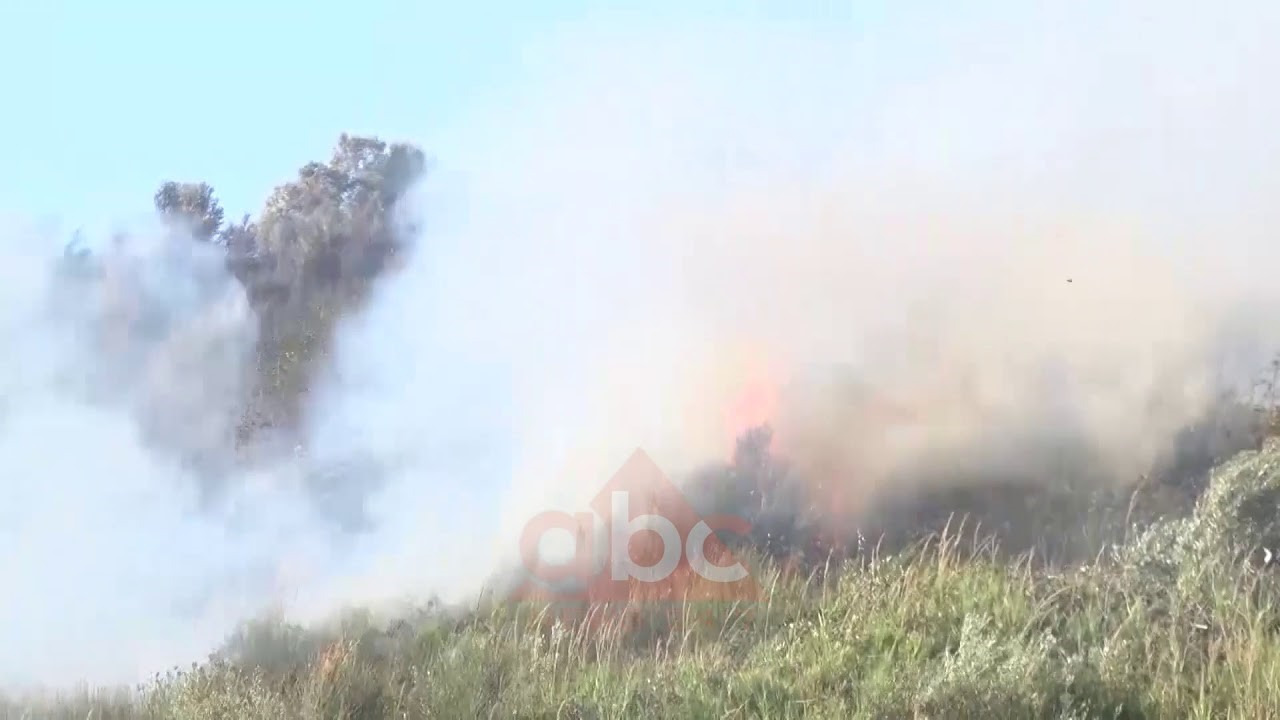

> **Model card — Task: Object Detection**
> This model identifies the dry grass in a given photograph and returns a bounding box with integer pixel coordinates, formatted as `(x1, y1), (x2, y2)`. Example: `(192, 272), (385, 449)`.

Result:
(8, 438), (1280, 718)
(8, 394), (1280, 719)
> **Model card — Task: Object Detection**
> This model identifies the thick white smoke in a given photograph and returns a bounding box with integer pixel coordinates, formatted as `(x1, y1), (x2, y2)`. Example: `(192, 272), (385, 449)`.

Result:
(6, 1), (1280, 689)
(0, 221), (295, 685)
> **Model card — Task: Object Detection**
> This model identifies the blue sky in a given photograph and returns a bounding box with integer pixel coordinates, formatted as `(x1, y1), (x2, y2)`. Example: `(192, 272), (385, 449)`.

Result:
(0, 1), (873, 236)
(3, 0), (1273, 243)
(0, 0), (585, 225)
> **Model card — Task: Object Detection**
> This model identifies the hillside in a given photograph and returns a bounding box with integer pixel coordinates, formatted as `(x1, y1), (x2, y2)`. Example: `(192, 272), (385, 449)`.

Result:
(6, 435), (1280, 719)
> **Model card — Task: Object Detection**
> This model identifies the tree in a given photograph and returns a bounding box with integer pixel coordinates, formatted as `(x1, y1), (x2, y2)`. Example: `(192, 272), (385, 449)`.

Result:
(153, 134), (428, 443)
(154, 181), (225, 242)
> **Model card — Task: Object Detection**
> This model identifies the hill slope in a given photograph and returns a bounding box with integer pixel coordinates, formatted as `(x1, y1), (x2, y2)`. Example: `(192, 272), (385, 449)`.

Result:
(8, 440), (1280, 719)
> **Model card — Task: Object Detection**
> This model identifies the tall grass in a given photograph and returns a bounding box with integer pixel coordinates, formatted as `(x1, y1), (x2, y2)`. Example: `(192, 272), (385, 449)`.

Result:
(9, 436), (1280, 718)
(4, 447), (1280, 718)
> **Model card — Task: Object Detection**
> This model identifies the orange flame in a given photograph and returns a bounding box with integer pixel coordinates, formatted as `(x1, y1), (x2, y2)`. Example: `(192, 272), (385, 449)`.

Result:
(721, 359), (784, 459)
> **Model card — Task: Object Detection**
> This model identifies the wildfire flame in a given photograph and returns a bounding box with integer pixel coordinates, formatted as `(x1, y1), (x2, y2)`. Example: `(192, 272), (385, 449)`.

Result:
(721, 363), (928, 555)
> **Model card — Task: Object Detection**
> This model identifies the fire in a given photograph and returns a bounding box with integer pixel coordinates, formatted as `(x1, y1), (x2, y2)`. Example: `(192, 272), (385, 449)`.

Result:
(512, 360), (934, 634)
(721, 359), (785, 459)
(721, 364), (926, 562)
(726, 378), (779, 437)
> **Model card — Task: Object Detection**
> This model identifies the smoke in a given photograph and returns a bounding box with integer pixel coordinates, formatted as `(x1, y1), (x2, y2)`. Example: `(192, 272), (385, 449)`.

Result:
(6, 0), (1280, 689)
(0, 220), (289, 685)
(384, 3), (1280, 532)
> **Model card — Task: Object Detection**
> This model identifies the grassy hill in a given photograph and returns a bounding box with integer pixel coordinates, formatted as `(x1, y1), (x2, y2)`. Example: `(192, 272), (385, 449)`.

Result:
(8, 436), (1280, 719)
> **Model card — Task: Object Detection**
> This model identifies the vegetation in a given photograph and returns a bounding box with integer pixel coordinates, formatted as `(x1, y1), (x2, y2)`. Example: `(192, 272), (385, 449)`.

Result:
(2, 435), (1279, 718)
(151, 134), (427, 442)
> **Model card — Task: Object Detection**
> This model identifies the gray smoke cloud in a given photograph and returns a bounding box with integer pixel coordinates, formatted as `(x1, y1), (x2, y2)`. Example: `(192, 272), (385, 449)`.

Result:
(6, 0), (1280, 690)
